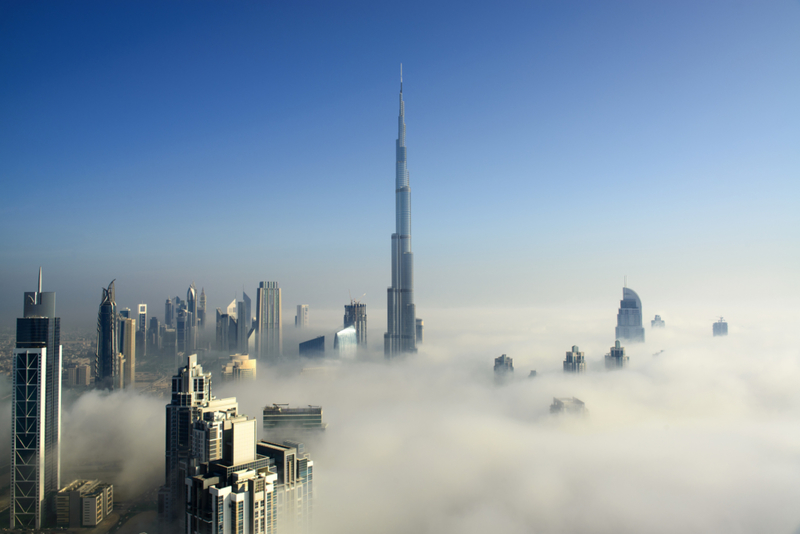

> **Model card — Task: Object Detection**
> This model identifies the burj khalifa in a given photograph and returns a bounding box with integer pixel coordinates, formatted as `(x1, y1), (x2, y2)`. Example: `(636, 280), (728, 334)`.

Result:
(385, 67), (418, 356)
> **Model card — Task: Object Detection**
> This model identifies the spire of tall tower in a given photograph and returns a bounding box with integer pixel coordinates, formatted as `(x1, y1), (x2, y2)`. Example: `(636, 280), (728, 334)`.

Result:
(37, 266), (42, 295)
(400, 63), (403, 93)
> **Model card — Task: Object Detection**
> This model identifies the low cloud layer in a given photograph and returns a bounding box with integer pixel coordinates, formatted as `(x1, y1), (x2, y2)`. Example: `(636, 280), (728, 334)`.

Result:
(2, 303), (799, 532)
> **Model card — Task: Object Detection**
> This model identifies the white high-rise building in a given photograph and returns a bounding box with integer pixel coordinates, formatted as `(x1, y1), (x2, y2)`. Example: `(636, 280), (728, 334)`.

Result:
(256, 282), (282, 362)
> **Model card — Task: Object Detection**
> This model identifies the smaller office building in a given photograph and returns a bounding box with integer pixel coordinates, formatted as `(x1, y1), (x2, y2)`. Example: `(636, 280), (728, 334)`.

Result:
(56, 479), (114, 527)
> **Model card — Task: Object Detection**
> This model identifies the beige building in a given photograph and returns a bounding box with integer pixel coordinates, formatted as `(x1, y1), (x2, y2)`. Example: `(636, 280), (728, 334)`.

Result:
(66, 364), (91, 386)
(121, 317), (136, 388)
(56, 479), (113, 527)
(221, 354), (257, 382)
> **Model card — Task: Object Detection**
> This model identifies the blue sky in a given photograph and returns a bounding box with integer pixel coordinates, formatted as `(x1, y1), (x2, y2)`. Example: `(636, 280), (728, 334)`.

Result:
(1, 1), (798, 329)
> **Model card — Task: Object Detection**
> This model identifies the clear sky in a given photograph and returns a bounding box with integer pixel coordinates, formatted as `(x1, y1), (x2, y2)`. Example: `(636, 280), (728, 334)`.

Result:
(1, 1), (798, 330)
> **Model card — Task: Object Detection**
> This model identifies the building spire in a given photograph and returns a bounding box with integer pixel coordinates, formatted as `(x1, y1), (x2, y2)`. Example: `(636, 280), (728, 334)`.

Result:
(37, 266), (42, 294)
(400, 63), (403, 93)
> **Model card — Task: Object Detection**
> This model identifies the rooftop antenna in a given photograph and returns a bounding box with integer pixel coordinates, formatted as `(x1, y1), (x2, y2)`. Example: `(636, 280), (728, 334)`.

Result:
(37, 266), (42, 294)
(400, 63), (403, 92)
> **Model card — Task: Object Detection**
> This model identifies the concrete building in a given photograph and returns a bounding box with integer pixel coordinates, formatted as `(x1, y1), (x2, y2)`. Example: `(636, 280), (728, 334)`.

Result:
(550, 397), (586, 415)
(158, 354), (238, 527)
(11, 268), (62, 529)
(416, 318), (424, 345)
(651, 314), (665, 328)
(296, 304), (309, 328)
(615, 286), (645, 343)
(386, 70), (420, 357)
(56, 480), (113, 528)
(256, 282), (282, 362)
(563, 345), (586, 373)
(713, 318), (728, 337)
(263, 405), (327, 434)
(120, 317), (136, 389)
(186, 403), (315, 534)
(221, 354), (257, 382)
(343, 301), (366, 346)
(65, 364), (91, 387)
(299, 336), (324, 358)
(605, 340), (629, 370)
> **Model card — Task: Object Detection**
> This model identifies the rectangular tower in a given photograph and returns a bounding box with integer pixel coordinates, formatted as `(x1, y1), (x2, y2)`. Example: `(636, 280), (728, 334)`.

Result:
(256, 282), (282, 362)
(343, 301), (367, 346)
(295, 304), (309, 328)
(11, 269), (62, 529)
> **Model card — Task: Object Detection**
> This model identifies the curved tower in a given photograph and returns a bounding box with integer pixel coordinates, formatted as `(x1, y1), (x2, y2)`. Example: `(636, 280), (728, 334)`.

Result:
(385, 67), (417, 356)
(615, 287), (645, 342)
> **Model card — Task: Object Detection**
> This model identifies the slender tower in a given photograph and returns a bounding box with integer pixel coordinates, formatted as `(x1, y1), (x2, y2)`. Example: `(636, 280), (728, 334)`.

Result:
(385, 66), (417, 357)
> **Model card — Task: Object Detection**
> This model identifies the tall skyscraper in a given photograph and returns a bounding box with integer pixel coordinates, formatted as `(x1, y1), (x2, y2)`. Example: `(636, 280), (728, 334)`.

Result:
(165, 297), (174, 327)
(615, 286), (645, 343)
(385, 68), (419, 357)
(187, 282), (198, 331)
(11, 269), (62, 529)
(95, 280), (119, 390)
(158, 354), (238, 527)
(344, 301), (367, 346)
(713, 317), (728, 337)
(237, 300), (249, 355)
(121, 317), (135, 389)
(256, 282), (282, 362)
(296, 304), (309, 328)
(198, 287), (207, 330)
(563, 345), (586, 373)
(136, 304), (147, 359)
(148, 316), (161, 354)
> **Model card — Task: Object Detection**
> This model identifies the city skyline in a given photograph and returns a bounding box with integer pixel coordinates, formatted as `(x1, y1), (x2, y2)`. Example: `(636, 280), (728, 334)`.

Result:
(1, 2), (798, 331)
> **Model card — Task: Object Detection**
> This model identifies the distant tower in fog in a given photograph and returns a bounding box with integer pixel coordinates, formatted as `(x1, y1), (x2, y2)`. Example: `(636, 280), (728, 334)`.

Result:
(494, 354), (513, 383)
(605, 340), (629, 370)
(256, 281), (282, 362)
(197, 287), (207, 330)
(651, 315), (665, 328)
(563, 345), (586, 373)
(385, 67), (420, 357)
(713, 317), (728, 337)
(296, 304), (309, 328)
(136, 304), (147, 359)
(344, 300), (367, 346)
(615, 286), (645, 343)
(164, 298), (174, 327)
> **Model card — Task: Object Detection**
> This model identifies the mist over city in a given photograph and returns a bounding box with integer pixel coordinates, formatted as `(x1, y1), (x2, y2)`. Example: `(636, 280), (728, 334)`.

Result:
(1, 1), (799, 533)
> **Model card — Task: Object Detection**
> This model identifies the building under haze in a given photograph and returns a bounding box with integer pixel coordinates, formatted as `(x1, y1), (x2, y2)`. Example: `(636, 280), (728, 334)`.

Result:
(563, 345), (586, 373)
(615, 287), (645, 343)
(165, 297), (174, 327)
(299, 336), (325, 358)
(651, 314), (665, 328)
(198, 287), (207, 330)
(344, 300), (367, 346)
(385, 71), (421, 357)
(605, 340), (629, 370)
(11, 269), (62, 529)
(494, 354), (514, 382)
(256, 281), (282, 362)
(333, 326), (357, 358)
(550, 397), (586, 415)
(221, 354), (257, 382)
(158, 354), (238, 527)
(120, 317), (135, 389)
(296, 304), (309, 327)
(95, 280), (120, 390)
(713, 318), (728, 337)
(136, 303), (147, 359)
(56, 479), (113, 528)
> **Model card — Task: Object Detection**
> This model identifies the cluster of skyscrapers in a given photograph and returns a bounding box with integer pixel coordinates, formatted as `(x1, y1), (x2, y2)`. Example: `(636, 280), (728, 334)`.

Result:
(159, 355), (314, 533)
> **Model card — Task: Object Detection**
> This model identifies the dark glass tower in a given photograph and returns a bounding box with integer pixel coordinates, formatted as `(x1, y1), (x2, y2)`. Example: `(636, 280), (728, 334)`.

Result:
(95, 280), (118, 389)
(385, 67), (418, 357)
(11, 269), (62, 529)
(615, 287), (645, 343)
